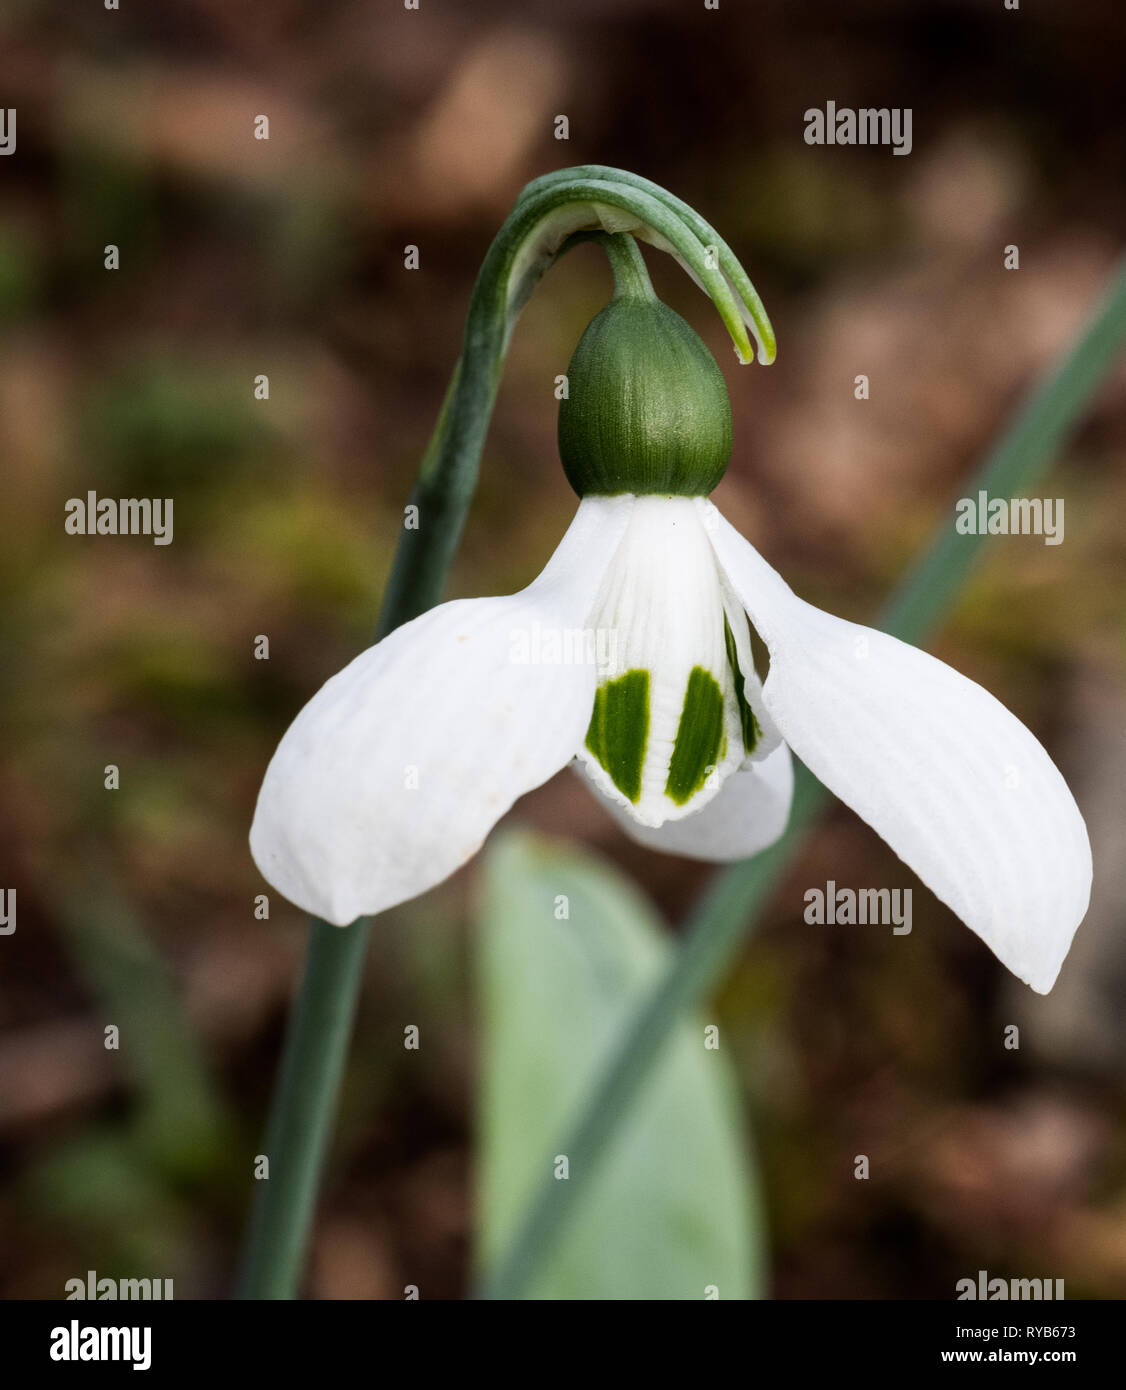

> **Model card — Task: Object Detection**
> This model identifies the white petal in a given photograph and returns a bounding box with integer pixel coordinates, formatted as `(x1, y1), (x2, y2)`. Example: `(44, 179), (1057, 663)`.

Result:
(575, 496), (747, 827)
(250, 496), (634, 923)
(699, 499), (1092, 993)
(592, 741), (794, 861)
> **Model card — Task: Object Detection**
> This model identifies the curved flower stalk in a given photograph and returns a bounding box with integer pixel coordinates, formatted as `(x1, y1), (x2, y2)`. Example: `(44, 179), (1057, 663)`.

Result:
(240, 178), (1121, 1306)
(252, 234), (1091, 994)
(378, 167), (774, 634)
(239, 168), (780, 1302)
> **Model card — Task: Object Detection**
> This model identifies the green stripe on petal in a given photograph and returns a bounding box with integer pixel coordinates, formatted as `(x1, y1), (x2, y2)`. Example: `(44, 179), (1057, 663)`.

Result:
(585, 669), (650, 803)
(724, 616), (761, 755)
(665, 666), (725, 805)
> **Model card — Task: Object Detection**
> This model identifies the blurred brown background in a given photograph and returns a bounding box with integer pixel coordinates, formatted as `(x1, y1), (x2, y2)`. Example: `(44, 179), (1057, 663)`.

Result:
(1, 0), (1125, 1298)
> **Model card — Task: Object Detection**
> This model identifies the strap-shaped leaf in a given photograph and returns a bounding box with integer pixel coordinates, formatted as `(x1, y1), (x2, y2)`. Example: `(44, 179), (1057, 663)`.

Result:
(476, 830), (763, 1300)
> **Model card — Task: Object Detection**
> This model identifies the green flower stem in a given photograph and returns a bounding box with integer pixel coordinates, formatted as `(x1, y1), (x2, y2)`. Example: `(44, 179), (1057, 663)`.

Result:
(379, 174), (773, 631)
(480, 253), (1126, 1301)
(236, 169), (775, 1299)
(235, 916), (372, 1298)
(599, 231), (657, 302)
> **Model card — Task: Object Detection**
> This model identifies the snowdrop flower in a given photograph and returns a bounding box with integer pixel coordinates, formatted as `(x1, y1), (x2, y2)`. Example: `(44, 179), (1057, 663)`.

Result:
(251, 265), (1091, 995)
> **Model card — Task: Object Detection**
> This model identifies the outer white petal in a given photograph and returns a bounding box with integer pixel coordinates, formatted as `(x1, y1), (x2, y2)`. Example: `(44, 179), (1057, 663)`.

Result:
(591, 741), (794, 862)
(250, 496), (634, 923)
(698, 499), (1092, 993)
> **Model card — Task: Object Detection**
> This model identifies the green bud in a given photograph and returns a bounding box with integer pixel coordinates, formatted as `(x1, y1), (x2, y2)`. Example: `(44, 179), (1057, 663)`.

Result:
(558, 296), (734, 498)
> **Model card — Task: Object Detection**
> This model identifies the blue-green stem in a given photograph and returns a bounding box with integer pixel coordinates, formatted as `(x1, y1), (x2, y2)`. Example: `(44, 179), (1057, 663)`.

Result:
(235, 916), (372, 1297)
(480, 253), (1126, 1300)
(235, 170), (776, 1299)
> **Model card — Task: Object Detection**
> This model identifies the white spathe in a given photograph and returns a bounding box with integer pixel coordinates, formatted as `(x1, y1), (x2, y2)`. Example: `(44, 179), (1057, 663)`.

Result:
(250, 492), (1091, 993)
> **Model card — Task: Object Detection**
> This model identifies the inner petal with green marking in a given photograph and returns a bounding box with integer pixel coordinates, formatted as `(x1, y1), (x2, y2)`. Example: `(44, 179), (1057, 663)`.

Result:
(665, 666), (726, 804)
(576, 494), (758, 828)
(584, 668), (650, 803)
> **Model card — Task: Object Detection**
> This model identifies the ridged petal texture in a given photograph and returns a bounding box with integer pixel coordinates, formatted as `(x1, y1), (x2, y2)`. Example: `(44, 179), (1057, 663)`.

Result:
(593, 742), (794, 862)
(698, 498), (1092, 992)
(250, 496), (633, 922)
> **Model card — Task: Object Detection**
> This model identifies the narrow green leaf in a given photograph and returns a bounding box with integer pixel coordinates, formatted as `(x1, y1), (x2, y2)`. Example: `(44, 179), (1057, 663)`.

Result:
(486, 253), (1126, 1304)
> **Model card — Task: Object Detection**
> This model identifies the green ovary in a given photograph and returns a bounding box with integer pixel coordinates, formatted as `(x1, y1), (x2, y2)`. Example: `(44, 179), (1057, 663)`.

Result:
(585, 669), (651, 803)
(665, 666), (725, 805)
